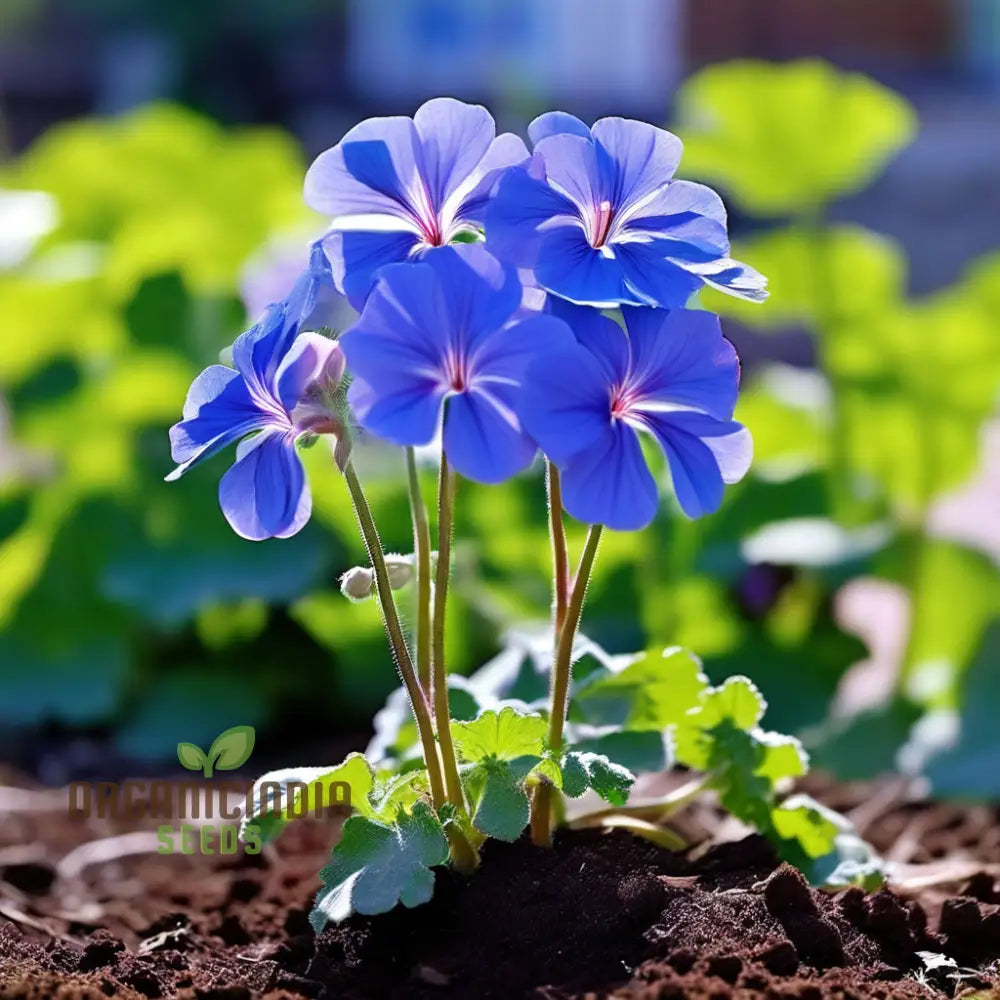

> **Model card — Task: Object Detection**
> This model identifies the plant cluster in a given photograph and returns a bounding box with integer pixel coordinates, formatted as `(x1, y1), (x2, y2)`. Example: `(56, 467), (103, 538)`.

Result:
(4, 63), (997, 795)
(165, 97), (878, 925)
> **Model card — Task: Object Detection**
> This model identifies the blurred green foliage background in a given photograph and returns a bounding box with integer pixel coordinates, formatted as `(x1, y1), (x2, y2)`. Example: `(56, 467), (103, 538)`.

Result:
(0, 52), (998, 795)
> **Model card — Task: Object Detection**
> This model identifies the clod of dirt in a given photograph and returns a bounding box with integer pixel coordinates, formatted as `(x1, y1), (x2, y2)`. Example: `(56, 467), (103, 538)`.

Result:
(940, 895), (1000, 966)
(79, 931), (126, 972)
(762, 863), (845, 969)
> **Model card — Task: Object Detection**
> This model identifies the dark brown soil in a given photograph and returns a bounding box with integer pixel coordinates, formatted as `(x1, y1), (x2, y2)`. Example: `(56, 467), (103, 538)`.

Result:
(2, 772), (999, 999)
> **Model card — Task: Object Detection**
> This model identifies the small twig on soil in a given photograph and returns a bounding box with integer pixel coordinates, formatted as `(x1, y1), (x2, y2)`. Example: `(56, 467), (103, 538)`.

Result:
(846, 776), (912, 838)
(890, 860), (1000, 894)
(582, 815), (688, 850)
(0, 845), (48, 867)
(57, 832), (163, 881)
(0, 901), (81, 943)
(0, 786), (69, 813)
(0, 879), (29, 907)
(885, 809), (943, 865)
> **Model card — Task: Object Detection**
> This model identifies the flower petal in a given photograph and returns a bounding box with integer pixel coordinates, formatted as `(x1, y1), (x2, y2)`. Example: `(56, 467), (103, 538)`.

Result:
(303, 115), (428, 226)
(590, 117), (683, 211)
(450, 132), (530, 227)
(622, 308), (740, 420)
(218, 428), (311, 540)
(429, 245), (522, 351)
(528, 111), (591, 145)
(282, 241), (344, 332)
(687, 256), (770, 303)
(484, 163), (577, 267)
(348, 376), (446, 448)
(166, 365), (270, 480)
(533, 225), (633, 307)
(622, 180), (728, 255)
(469, 312), (575, 383)
(414, 97), (497, 210)
(644, 412), (752, 518)
(340, 260), (448, 378)
(550, 305), (630, 386)
(533, 132), (612, 215)
(443, 389), (537, 484)
(341, 259), (451, 447)
(321, 228), (422, 310)
(560, 421), (658, 531)
(275, 332), (342, 413)
(519, 342), (613, 465)
(614, 239), (704, 308)
(231, 305), (298, 399)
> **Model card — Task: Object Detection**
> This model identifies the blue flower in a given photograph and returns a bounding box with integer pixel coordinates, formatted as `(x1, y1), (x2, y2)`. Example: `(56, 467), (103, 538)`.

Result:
(166, 266), (346, 541)
(304, 97), (529, 309)
(340, 244), (573, 484)
(519, 305), (752, 530)
(485, 112), (768, 309)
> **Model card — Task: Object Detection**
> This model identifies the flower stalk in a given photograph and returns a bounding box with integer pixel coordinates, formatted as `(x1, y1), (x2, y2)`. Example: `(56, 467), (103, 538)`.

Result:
(546, 460), (570, 631)
(432, 452), (467, 812)
(342, 460), (446, 810)
(531, 522), (604, 847)
(405, 447), (434, 698)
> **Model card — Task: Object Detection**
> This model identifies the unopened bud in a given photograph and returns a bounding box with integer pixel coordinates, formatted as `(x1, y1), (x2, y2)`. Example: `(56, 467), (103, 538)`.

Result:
(319, 342), (347, 389)
(340, 566), (374, 602)
(385, 553), (414, 591)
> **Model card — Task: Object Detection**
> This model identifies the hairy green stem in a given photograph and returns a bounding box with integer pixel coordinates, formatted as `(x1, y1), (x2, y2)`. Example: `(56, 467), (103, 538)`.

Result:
(343, 460), (446, 810)
(405, 447), (434, 698)
(546, 461), (570, 631)
(432, 453), (467, 811)
(531, 523), (604, 847)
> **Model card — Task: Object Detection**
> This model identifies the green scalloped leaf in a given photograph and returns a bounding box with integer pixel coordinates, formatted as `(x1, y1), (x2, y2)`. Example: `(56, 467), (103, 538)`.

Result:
(560, 751), (635, 806)
(699, 676), (767, 730)
(310, 801), (448, 929)
(771, 796), (840, 859)
(574, 646), (709, 731)
(471, 762), (531, 842)
(452, 707), (547, 763)
(241, 753), (376, 845)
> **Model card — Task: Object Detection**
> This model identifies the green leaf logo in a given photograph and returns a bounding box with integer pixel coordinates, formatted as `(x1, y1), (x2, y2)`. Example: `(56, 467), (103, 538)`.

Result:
(177, 725), (256, 778)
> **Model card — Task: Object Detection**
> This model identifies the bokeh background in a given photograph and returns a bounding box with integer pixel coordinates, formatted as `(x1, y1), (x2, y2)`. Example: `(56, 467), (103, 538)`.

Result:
(1, 0), (998, 794)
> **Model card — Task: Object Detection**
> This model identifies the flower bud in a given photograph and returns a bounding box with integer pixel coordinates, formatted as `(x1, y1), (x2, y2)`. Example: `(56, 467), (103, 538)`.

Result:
(384, 553), (414, 591)
(319, 342), (347, 390)
(340, 566), (374, 602)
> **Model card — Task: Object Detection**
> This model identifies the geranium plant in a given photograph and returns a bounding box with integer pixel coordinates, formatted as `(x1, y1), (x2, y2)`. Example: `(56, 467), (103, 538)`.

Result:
(167, 98), (876, 928)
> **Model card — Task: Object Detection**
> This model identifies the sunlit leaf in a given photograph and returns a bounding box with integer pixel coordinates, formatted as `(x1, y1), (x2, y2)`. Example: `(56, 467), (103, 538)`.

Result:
(771, 796), (840, 859)
(677, 60), (917, 214)
(574, 646), (708, 730)
(834, 297), (1000, 510)
(242, 754), (376, 845)
(452, 707), (548, 763)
